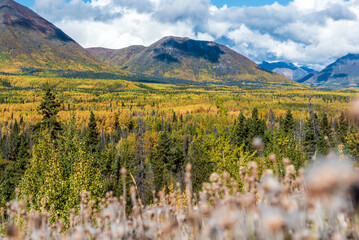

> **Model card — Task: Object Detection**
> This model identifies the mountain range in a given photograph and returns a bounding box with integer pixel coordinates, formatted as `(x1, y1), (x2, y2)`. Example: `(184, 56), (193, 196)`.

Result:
(1, 0), (359, 89)
(259, 61), (317, 82)
(87, 37), (300, 88)
(0, 0), (301, 88)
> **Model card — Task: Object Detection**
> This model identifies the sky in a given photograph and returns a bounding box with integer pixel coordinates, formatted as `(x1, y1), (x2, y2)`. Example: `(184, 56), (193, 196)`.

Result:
(16, 0), (359, 69)
(18, 0), (294, 9)
(211, 0), (291, 7)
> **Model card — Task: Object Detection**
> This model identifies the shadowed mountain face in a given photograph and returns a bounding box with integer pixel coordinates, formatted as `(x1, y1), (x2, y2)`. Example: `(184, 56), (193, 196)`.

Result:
(152, 38), (225, 63)
(259, 61), (317, 82)
(88, 36), (300, 87)
(305, 54), (359, 89)
(0, 0), (106, 73)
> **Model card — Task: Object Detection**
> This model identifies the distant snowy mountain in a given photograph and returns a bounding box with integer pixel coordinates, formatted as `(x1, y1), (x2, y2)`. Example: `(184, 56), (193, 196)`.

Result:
(259, 61), (317, 82)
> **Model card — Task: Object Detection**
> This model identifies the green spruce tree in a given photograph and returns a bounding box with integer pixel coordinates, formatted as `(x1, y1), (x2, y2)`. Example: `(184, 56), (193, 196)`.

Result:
(233, 113), (248, 146)
(86, 111), (99, 152)
(150, 132), (175, 191)
(188, 136), (213, 193)
(304, 117), (316, 158)
(34, 85), (62, 139)
(283, 109), (295, 134)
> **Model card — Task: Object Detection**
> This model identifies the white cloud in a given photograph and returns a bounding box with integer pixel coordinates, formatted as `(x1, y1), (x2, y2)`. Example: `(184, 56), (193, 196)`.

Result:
(154, 0), (210, 24)
(55, 10), (196, 48)
(196, 32), (215, 41)
(32, 0), (359, 68)
(291, 0), (344, 11)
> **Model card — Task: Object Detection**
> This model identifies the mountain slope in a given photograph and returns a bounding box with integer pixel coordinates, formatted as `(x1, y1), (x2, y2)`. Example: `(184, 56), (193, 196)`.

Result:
(0, 0), (107, 74)
(259, 61), (317, 82)
(90, 36), (301, 87)
(87, 46), (145, 68)
(305, 54), (359, 89)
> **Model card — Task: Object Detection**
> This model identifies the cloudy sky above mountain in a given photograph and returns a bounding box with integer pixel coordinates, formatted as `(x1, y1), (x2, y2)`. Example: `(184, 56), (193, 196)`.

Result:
(17, 0), (359, 69)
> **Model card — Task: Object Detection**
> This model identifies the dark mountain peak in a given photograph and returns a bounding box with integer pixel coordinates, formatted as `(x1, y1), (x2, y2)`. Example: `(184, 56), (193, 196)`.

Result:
(151, 36), (225, 64)
(0, 0), (74, 42)
(0, 0), (108, 73)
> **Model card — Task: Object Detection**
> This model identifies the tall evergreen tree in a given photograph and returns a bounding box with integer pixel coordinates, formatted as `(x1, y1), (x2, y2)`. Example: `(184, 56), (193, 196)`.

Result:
(34, 85), (62, 139)
(188, 136), (213, 193)
(283, 109), (295, 134)
(86, 111), (99, 152)
(233, 113), (248, 145)
(150, 132), (182, 191)
(247, 107), (266, 149)
(304, 117), (316, 158)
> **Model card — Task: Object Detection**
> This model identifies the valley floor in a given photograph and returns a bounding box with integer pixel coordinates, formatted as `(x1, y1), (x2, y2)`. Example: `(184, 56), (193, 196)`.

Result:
(0, 74), (358, 239)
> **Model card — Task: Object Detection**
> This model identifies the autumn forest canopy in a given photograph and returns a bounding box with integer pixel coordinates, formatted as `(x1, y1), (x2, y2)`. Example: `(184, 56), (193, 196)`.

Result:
(0, 84), (357, 211)
(0, 82), (359, 238)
